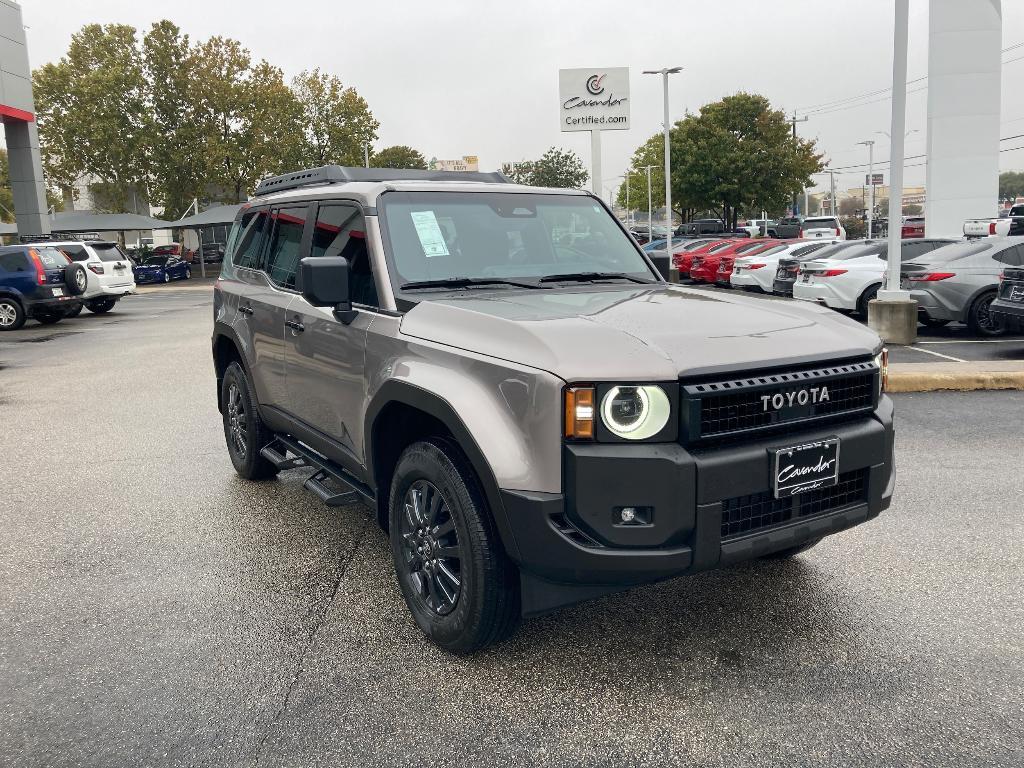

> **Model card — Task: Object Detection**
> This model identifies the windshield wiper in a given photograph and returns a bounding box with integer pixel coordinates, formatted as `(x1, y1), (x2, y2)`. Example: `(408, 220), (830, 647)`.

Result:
(400, 276), (546, 290)
(538, 271), (656, 284)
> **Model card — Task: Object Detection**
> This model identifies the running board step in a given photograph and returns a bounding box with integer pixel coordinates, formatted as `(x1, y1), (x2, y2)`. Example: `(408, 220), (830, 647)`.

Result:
(304, 470), (359, 507)
(260, 443), (310, 470)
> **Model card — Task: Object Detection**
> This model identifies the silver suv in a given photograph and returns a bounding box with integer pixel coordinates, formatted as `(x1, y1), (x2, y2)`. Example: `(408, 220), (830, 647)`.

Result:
(212, 166), (895, 653)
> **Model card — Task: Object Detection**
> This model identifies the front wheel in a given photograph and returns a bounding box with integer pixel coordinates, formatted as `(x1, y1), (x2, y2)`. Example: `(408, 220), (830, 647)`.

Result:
(389, 440), (519, 654)
(163, 272), (171, 283)
(184, 267), (192, 279)
(967, 291), (1004, 337)
(0, 298), (26, 331)
(86, 298), (116, 314)
(221, 361), (279, 480)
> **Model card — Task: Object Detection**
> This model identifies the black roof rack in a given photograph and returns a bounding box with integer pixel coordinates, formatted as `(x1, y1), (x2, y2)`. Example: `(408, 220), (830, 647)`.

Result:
(253, 165), (510, 197)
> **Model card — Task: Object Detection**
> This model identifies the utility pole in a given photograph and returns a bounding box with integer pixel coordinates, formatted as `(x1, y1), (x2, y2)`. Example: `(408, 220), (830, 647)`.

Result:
(644, 67), (682, 255)
(642, 165), (655, 240)
(624, 169), (631, 228)
(858, 140), (876, 238)
(790, 113), (809, 215)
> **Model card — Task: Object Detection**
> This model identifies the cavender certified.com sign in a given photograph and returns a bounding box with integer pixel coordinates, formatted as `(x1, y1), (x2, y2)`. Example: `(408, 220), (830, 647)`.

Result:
(558, 68), (630, 132)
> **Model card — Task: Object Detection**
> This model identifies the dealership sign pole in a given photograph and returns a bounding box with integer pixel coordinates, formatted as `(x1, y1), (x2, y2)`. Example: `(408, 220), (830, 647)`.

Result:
(559, 68), (631, 197)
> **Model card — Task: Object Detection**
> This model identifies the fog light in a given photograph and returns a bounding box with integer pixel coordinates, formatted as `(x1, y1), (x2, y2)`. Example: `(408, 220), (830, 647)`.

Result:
(613, 506), (651, 526)
(620, 507), (637, 523)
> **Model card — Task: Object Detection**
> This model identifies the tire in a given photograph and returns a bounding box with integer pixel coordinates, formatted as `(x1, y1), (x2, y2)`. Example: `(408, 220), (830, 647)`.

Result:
(65, 263), (88, 296)
(34, 311), (63, 325)
(163, 272), (171, 283)
(389, 439), (520, 654)
(221, 361), (279, 480)
(967, 291), (1004, 337)
(920, 317), (950, 328)
(857, 283), (880, 318)
(184, 267), (192, 279)
(0, 297), (26, 331)
(86, 298), (116, 314)
(64, 303), (83, 318)
(762, 537), (822, 559)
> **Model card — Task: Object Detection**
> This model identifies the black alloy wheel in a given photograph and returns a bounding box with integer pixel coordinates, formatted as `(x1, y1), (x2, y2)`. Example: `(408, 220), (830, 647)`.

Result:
(220, 361), (278, 480)
(399, 479), (463, 616)
(968, 291), (1004, 337)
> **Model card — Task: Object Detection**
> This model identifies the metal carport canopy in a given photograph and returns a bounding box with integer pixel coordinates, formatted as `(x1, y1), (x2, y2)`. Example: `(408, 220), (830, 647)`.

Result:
(48, 211), (171, 232)
(167, 204), (243, 228)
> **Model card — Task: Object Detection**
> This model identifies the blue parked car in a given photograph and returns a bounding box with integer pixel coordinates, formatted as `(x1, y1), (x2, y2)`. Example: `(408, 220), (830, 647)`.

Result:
(0, 245), (87, 330)
(133, 255), (191, 284)
(642, 238), (667, 252)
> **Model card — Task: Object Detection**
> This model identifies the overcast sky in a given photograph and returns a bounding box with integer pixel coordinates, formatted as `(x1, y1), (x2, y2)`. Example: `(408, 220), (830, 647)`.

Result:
(12, 0), (1024, 200)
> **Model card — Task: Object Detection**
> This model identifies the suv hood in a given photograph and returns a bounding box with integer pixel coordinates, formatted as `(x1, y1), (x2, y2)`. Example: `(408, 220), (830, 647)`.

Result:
(399, 285), (880, 381)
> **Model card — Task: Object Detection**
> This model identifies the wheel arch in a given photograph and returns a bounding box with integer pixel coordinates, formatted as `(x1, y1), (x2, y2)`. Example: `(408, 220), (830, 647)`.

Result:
(0, 287), (25, 305)
(212, 327), (249, 413)
(364, 380), (520, 561)
(964, 283), (1001, 325)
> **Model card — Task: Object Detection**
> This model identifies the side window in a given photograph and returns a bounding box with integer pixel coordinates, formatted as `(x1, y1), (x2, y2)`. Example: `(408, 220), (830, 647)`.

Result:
(0, 251), (30, 272)
(994, 245), (1024, 266)
(231, 208), (270, 270)
(311, 203), (378, 307)
(264, 205), (310, 289)
(60, 245), (89, 262)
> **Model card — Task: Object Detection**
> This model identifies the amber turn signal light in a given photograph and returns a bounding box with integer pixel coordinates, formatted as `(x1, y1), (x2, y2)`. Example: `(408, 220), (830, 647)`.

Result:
(564, 386), (595, 439)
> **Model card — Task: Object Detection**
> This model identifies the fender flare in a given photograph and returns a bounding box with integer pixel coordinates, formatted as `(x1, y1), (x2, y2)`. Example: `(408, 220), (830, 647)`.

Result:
(211, 325), (252, 410)
(364, 379), (521, 561)
(0, 287), (25, 304)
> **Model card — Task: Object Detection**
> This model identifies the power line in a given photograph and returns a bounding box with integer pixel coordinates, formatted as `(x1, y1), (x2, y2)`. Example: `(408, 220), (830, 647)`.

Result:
(793, 40), (1024, 115)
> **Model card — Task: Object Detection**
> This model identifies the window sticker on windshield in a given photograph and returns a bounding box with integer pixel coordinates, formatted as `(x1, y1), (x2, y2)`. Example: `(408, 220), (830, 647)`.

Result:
(410, 211), (450, 257)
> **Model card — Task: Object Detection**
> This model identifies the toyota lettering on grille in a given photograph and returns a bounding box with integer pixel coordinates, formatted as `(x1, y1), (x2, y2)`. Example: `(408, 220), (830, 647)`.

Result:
(761, 385), (830, 412)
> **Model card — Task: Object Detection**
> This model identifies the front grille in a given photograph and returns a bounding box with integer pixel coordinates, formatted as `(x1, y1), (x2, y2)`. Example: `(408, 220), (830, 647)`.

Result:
(720, 468), (869, 540)
(681, 360), (878, 442)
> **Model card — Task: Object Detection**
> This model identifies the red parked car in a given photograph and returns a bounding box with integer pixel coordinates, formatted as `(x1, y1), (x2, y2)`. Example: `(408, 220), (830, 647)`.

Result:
(672, 238), (731, 277)
(690, 239), (777, 283)
(714, 241), (795, 286)
(901, 216), (925, 238)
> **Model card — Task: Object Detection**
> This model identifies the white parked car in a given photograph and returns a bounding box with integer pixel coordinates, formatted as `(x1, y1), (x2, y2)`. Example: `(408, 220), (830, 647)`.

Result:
(792, 238), (954, 315)
(730, 240), (837, 293)
(52, 241), (135, 315)
(738, 218), (776, 238)
(800, 216), (846, 240)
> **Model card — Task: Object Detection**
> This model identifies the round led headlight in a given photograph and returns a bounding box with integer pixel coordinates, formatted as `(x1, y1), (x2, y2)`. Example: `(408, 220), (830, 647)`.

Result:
(600, 385), (671, 440)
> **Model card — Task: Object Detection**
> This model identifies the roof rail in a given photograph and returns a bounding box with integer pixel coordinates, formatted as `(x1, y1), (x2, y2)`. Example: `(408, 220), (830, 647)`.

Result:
(253, 165), (510, 197)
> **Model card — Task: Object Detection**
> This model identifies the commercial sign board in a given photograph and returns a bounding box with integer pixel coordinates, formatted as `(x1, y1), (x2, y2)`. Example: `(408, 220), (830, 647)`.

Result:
(558, 68), (630, 132)
(866, 173), (884, 186)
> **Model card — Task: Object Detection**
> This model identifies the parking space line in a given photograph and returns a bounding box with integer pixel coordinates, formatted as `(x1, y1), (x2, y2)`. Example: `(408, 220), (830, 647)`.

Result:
(905, 345), (968, 363)
(917, 339), (1024, 344)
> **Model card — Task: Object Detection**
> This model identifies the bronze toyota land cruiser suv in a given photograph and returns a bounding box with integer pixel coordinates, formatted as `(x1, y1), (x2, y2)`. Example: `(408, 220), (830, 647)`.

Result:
(212, 166), (894, 653)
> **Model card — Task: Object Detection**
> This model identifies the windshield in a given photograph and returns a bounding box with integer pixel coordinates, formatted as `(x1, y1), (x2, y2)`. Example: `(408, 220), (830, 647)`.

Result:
(379, 192), (655, 289)
(803, 218), (838, 229)
(92, 243), (129, 262)
(142, 256), (169, 266)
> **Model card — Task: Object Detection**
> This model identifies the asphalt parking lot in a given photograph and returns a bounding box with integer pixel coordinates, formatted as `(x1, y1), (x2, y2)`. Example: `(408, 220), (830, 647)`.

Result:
(1, 288), (1022, 767)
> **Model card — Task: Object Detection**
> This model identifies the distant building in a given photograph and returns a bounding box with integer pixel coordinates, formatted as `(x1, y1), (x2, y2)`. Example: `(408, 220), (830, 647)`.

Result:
(430, 156), (479, 173)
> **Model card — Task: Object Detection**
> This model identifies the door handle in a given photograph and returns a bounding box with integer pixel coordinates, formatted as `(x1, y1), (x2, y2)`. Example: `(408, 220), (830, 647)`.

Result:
(238, 304), (254, 315)
(285, 319), (305, 333)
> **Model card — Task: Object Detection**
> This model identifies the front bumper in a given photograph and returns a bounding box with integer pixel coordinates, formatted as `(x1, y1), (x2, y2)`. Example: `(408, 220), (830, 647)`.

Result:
(501, 398), (895, 616)
(990, 297), (1024, 332)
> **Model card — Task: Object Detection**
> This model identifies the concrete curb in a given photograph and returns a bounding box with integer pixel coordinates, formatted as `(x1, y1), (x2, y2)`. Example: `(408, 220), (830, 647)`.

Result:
(888, 371), (1024, 392)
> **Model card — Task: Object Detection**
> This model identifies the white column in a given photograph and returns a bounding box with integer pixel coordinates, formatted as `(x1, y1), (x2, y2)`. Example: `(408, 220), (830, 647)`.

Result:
(882, 0), (910, 298)
(662, 73), (672, 254)
(924, 0), (1002, 239)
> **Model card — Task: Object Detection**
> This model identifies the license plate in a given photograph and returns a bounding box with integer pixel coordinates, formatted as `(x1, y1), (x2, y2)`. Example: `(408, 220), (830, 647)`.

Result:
(52, 287), (63, 296)
(802, 273), (811, 283)
(771, 438), (840, 499)
(1010, 285), (1024, 302)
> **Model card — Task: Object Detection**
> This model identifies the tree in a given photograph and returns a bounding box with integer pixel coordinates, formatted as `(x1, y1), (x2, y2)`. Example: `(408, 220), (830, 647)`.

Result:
(903, 203), (923, 215)
(503, 147), (587, 188)
(616, 135), (664, 218)
(33, 24), (151, 209)
(372, 145), (428, 170)
(290, 69), (378, 168)
(671, 93), (822, 228)
(999, 171), (1024, 201)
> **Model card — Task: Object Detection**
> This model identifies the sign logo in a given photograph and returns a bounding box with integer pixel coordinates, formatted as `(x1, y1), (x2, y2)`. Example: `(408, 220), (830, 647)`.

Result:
(585, 74), (606, 95)
(760, 385), (830, 412)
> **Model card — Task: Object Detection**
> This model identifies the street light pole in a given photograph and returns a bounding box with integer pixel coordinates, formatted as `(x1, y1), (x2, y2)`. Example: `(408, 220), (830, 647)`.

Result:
(642, 165), (655, 240)
(644, 67), (682, 257)
(858, 140), (876, 238)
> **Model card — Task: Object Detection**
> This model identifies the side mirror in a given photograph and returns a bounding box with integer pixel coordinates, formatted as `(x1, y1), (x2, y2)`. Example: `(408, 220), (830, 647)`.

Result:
(299, 256), (357, 324)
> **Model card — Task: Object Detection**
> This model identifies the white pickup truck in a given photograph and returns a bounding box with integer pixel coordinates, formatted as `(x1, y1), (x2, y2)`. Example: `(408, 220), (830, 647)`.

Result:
(964, 204), (1024, 238)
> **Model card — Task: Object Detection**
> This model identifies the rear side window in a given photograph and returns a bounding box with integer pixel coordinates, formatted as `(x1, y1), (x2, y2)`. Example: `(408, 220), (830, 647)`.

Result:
(60, 244), (90, 262)
(230, 208), (270, 270)
(791, 242), (828, 258)
(264, 206), (310, 289)
(993, 244), (1024, 266)
(921, 241), (992, 263)
(0, 251), (30, 271)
